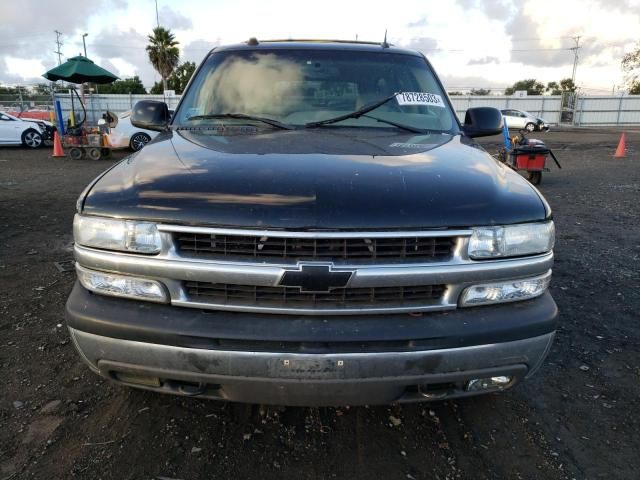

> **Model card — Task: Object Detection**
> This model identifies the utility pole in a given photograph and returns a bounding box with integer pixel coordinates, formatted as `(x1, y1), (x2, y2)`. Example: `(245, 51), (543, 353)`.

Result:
(155, 0), (160, 27)
(54, 30), (63, 65)
(570, 36), (582, 84)
(82, 33), (88, 57)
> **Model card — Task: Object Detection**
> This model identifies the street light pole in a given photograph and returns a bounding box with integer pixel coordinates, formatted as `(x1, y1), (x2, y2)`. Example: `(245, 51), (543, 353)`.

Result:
(82, 33), (88, 57)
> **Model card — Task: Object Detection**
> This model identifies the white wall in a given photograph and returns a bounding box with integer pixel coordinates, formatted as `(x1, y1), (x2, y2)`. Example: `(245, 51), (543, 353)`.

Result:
(449, 96), (562, 124)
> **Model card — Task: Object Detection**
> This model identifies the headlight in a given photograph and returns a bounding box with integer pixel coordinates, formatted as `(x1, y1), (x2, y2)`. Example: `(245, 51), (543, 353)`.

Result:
(468, 221), (554, 259)
(76, 265), (168, 302)
(73, 214), (161, 254)
(460, 271), (551, 307)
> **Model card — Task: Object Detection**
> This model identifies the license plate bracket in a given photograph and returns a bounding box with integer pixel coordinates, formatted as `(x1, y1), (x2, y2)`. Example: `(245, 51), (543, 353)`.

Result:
(271, 357), (346, 379)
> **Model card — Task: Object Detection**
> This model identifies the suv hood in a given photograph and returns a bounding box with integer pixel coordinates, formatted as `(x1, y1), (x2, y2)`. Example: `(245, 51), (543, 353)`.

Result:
(82, 128), (548, 229)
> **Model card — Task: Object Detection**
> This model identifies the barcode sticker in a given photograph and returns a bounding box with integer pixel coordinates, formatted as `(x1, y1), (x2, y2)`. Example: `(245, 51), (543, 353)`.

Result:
(396, 92), (445, 108)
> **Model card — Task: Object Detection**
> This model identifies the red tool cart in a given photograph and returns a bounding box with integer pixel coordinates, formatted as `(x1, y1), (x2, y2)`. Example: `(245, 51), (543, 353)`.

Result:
(501, 131), (562, 185)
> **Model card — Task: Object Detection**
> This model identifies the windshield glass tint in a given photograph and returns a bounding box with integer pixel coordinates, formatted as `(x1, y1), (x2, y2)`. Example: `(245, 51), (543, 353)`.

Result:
(174, 49), (457, 132)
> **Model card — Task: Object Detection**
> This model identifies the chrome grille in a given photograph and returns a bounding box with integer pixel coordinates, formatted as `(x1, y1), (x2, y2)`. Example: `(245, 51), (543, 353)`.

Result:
(184, 281), (447, 310)
(175, 233), (456, 262)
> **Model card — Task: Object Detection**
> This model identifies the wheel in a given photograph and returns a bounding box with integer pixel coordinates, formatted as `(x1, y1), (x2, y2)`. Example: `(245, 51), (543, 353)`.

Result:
(524, 122), (536, 132)
(526, 171), (542, 185)
(129, 132), (151, 151)
(22, 129), (43, 148)
(87, 148), (102, 160)
(69, 148), (83, 160)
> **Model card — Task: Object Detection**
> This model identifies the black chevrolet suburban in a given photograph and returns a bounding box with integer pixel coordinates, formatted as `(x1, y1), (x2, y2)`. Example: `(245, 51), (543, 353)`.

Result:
(66, 39), (557, 406)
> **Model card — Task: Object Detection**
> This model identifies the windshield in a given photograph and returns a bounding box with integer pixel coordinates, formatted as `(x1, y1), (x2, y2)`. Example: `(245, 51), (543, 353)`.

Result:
(174, 49), (458, 133)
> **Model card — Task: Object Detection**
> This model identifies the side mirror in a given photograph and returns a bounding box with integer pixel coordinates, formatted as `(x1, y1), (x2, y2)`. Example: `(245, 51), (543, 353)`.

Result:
(130, 100), (170, 132)
(462, 107), (503, 138)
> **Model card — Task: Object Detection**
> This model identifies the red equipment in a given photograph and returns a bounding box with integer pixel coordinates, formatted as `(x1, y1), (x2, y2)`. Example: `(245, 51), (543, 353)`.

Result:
(501, 131), (562, 185)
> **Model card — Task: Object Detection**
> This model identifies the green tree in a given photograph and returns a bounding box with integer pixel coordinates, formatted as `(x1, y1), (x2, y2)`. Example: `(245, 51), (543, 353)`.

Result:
(149, 81), (163, 94)
(146, 26), (180, 92)
(470, 88), (491, 96)
(546, 81), (560, 95)
(622, 42), (640, 91)
(504, 79), (545, 96)
(168, 61), (195, 94)
(559, 78), (577, 93)
(149, 61), (196, 94)
(0, 85), (18, 94)
(98, 76), (147, 94)
(31, 83), (52, 95)
(546, 78), (577, 95)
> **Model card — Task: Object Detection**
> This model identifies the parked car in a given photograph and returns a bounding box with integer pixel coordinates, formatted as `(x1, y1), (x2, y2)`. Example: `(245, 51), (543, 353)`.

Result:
(67, 39), (557, 406)
(0, 111), (51, 148)
(500, 109), (549, 132)
(109, 110), (173, 151)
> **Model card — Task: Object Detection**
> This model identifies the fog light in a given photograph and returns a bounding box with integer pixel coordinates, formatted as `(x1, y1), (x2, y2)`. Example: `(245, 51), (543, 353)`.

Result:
(76, 265), (168, 303)
(466, 376), (513, 392)
(460, 271), (551, 307)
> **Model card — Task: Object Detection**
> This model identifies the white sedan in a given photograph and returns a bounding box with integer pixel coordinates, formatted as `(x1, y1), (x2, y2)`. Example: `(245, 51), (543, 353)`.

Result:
(0, 112), (48, 148)
(109, 110), (171, 151)
(500, 109), (550, 132)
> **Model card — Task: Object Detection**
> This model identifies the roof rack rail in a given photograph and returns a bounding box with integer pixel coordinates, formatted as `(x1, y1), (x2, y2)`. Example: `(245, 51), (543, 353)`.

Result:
(247, 38), (394, 47)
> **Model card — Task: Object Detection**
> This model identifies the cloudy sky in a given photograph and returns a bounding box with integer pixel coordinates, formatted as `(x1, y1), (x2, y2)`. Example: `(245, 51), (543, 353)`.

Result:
(1, 0), (639, 93)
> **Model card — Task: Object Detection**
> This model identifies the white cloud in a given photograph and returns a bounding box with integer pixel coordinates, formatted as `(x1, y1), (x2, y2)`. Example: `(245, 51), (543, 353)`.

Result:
(0, 0), (638, 92)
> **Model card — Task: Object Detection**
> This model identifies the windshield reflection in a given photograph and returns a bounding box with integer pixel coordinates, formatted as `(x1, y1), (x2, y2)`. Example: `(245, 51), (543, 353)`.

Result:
(175, 49), (457, 133)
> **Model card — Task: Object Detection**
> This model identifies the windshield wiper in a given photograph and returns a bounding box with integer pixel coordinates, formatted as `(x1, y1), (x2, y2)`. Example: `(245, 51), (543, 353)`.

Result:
(305, 91), (401, 128)
(186, 113), (294, 130)
(360, 114), (428, 134)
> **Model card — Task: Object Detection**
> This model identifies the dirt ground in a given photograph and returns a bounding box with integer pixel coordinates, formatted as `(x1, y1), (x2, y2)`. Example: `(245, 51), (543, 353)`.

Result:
(1, 129), (639, 480)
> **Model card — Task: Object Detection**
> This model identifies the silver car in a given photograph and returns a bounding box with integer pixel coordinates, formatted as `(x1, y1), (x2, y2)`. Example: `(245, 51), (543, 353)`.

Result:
(500, 109), (549, 132)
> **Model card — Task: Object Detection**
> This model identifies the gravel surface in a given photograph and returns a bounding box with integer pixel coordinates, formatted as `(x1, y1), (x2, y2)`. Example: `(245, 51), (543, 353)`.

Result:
(0, 130), (638, 479)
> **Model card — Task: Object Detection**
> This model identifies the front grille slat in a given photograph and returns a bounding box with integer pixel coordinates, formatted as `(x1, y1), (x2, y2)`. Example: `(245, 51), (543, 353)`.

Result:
(175, 233), (456, 262)
(184, 281), (446, 309)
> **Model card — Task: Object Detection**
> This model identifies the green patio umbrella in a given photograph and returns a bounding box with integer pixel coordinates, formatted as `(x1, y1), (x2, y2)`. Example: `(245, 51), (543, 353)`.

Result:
(42, 56), (119, 84)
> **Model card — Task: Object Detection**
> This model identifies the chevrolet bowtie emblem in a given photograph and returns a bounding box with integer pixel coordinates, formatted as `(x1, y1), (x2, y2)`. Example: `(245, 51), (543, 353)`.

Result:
(279, 264), (354, 293)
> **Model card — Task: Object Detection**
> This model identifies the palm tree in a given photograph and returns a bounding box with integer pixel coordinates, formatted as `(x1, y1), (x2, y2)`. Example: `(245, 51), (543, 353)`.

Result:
(146, 26), (180, 92)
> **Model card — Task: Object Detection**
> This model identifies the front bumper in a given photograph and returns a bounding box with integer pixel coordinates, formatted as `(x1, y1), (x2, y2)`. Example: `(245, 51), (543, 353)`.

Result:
(66, 283), (558, 406)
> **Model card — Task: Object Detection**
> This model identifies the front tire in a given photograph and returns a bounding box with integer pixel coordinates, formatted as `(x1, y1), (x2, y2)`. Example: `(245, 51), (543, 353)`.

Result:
(129, 132), (151, 151)
(525, 122), (536, 132)
(22, 129), (43, 148)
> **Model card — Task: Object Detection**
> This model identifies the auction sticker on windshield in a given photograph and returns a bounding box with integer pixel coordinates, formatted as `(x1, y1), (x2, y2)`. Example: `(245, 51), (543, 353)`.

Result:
(396, 92), (445, 108)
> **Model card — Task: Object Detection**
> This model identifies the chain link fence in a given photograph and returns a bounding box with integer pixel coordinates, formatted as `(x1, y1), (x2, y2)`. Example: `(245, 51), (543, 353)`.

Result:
(3, 91), (640, 127)
(52, 93), (182, 124)
(0, 93), (56, 120)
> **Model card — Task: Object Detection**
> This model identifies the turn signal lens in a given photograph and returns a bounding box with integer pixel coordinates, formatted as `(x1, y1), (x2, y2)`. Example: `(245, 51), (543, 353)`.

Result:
(76, 265), (168, 303)
(460, 271), (551, 306)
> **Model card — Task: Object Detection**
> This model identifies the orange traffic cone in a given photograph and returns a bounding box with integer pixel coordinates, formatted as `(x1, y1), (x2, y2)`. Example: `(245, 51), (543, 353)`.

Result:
(52, 131), (66, 157)
(613, 133), (626, 158)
